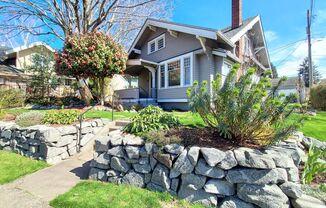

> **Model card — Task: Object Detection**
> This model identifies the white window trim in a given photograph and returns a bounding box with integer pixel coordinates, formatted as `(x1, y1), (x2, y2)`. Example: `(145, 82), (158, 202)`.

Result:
(158, 52), (193, 89)
(147, 34), (165, 54)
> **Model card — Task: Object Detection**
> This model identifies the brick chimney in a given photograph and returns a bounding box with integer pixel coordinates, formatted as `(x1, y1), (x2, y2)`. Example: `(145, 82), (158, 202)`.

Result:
(232, 0), (242, 29)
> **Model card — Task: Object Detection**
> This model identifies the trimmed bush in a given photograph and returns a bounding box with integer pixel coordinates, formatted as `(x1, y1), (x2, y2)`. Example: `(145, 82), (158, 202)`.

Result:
(187, 64), (302, 146)
(310, 84), (326, 110)
(15, 111), (44, 127)
(43, 110), (79, 125)
(0, 88), (25, 108)
(123, 106), (180, 134)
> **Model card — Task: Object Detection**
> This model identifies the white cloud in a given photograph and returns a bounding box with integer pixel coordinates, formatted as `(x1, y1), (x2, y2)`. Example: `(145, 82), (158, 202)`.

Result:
(265, 31), (278, 42)
(272, 37), (326, 78)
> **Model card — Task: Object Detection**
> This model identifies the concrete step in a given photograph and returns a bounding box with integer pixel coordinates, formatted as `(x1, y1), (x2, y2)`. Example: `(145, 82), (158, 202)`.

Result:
(115, 120), (130, 127)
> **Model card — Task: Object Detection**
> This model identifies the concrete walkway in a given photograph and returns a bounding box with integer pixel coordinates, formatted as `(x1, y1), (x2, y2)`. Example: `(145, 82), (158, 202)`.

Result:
(0, 144), (93, 208)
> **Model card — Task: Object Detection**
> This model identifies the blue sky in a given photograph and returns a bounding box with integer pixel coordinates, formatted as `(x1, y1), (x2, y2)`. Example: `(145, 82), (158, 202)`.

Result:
(172, 0), (326, 78)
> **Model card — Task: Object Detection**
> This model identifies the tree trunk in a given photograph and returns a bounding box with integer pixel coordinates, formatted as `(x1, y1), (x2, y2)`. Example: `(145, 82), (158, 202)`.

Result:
(100, 77), (105, 106)
(77, 78), (93, 105)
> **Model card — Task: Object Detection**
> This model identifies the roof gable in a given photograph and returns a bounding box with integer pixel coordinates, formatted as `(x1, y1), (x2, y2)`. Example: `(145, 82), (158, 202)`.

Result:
(128, 18), (235, 54)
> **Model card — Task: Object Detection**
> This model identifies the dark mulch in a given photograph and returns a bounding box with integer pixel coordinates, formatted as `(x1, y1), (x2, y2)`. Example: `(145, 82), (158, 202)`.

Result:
(164, 127), (260, 151)
(299, 165), (326, 185)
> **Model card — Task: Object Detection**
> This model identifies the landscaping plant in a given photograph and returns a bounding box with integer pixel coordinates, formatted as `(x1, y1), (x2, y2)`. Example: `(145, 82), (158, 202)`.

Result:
(43, 110), (79, 125)
(123, 106), (180, 134)
(187, 64), (302, 146)
(0, 88), (25, 109)
(15, 111), (45, 127)
(55, 32), (128, 105)
(26, 53), (58, 99)
(310, 84), (326, 111)
(302, 145), (326, 185)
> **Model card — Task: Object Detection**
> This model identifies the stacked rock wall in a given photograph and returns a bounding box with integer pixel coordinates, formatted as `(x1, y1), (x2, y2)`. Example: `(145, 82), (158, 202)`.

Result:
(89, 130), (315, 208)
(0, 119), (105, 164)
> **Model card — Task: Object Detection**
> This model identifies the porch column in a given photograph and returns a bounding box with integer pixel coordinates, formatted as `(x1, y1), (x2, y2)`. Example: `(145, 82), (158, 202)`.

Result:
(144, 66), (156, 98)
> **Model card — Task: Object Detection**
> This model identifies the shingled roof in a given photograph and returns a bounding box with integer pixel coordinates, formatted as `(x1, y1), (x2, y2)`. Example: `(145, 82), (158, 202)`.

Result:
(0, 61), (24, 77)
(221, 16), (257, 39)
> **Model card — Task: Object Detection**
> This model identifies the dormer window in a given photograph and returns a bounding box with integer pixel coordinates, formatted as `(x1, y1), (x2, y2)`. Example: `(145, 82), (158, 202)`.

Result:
(148, 34), (165, 54)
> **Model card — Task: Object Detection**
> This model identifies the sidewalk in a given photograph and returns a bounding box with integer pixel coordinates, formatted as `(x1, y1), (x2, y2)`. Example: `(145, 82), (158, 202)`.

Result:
(0, 142), (93, 208)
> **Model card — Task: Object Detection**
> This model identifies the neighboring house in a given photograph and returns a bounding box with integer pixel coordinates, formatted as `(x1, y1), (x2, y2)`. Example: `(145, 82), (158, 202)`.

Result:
(0, 42), (74, 95)
(270, 77), (306, 102)
(115, 0), (271, 110)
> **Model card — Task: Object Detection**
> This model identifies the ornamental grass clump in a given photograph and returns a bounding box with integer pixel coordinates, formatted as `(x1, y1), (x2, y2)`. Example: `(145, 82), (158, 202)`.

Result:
(123, 105), (180, 134)
(16, 111), (45, 127)
(187, 64), (302, 146)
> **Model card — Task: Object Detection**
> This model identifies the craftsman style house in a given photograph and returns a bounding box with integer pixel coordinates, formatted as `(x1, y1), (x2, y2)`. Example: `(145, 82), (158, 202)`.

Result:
(115, 0), (271, 110)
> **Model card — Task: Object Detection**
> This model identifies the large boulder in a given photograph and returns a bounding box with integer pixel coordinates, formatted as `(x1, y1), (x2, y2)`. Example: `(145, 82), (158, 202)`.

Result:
(237, 184), (289, 208)
(170, 149), (194, 178)
(188, 146), (200, 166)
(151, 164), (170, 190)
(107, 146), (125, 158)
(226, 168), (282, 184)
(234, 148), (276, 169)
(219, 196), (255, 208)
(164, 144), (184, 155)
(201, 147), (226, 166)
(291, 194), (325, 208)
(125, 146), (140, 159)
(93, 153), (110, 169)
(195, 159), (225, 178)
(217, 150), (238, 170)
(122, 170), (145, 188)
(279, 182), (303, 199)
(132, 163), (151, 174)
(178, 187), (218, 207)
(110, 157), (130, 173)
(153, 153), (172, 168)
(180, 174), (206, 191)
(95, 136), (111, 152)
(204, 179), (235, 196)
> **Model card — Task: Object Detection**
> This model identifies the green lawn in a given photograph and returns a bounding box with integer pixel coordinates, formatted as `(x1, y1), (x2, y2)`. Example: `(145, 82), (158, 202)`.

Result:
(0, 150), (48, 184)
(50, 181), (204, 208)
(296, 111), (326, 141)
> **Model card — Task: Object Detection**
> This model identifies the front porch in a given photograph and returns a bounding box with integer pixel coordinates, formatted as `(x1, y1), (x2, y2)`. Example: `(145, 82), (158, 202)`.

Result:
(115, 59), (158, 105)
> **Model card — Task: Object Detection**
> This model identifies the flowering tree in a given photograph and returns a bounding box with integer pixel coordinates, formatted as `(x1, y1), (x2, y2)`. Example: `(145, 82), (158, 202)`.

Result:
(55, 32), (128, 105)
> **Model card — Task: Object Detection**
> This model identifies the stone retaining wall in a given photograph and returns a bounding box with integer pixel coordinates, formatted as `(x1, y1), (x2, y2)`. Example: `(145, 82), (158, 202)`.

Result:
(0, 119), (106, 164)
(88, 130), (321, 208)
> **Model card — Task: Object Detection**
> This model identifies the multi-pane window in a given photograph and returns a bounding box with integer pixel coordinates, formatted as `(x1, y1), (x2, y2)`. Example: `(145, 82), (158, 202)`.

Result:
(184, 57), (191, 86)
(168, 60), (181, 87)
(157, 37), (164, 50)
(148, 34), (165, 54)
(160, 65), (165, 88)
(149, 41), (156, 53)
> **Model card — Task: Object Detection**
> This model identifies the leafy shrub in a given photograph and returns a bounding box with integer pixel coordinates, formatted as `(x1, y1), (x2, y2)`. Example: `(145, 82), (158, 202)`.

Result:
(43, 110), (79, 125)
(310, 84), (326, 110)
(302, 145), (326, 185)
(123, 106), (180, 134)
(0, 88), (25, 108)
(26, 96), (85, 107)
(15, 111), (44, 127)
(187, 64), (302, 146)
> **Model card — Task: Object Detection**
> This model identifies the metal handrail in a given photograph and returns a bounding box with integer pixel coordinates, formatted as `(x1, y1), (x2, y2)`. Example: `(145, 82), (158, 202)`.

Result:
(76, 94), (116, 153)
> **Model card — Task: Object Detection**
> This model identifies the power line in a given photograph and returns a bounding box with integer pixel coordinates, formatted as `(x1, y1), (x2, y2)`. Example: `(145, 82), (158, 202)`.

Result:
(274, 43), (301, 67)
(269, 39), (306, 53)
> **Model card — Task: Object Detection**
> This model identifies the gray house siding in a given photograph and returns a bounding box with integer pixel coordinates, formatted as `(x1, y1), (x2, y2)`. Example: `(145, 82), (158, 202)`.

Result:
(138, 28), (202, 63)
(157, 87), (188, 100)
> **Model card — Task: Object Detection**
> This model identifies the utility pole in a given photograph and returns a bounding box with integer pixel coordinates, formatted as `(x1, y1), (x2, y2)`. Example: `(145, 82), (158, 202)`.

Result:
(307, 3), (313, 88)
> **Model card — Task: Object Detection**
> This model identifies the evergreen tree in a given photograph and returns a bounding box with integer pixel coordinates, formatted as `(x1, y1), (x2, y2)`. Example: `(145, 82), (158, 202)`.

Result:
(298, 57), (321, 87)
